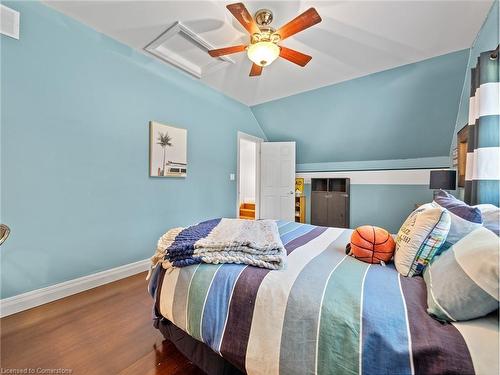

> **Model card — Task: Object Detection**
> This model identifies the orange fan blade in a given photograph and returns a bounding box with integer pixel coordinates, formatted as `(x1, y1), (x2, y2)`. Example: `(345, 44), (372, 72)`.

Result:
(279, 46), (312, 67)
(227, 3), (260, 35)
(275, 8), (322, 41)
(208, 45), (247, 57)
(249, 63), (262, 76)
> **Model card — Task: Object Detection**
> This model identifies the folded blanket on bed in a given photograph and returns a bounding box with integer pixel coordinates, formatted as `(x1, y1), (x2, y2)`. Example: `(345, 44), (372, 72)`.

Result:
(149, 218), (286, 273)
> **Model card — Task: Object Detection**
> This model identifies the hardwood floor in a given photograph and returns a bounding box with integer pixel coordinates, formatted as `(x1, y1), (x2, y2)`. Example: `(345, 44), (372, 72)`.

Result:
(0, 272), (204, 375)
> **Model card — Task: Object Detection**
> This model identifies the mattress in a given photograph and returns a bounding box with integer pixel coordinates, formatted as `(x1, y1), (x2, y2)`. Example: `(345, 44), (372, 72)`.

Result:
(148, 221), (499, 375)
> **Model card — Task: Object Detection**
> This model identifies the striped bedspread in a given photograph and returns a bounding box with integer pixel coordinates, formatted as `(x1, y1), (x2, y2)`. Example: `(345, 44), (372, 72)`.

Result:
(148, 221), (499, 375)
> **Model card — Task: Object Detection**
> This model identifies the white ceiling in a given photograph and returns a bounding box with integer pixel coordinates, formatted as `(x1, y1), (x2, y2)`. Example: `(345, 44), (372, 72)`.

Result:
(44, 0), (493, 106)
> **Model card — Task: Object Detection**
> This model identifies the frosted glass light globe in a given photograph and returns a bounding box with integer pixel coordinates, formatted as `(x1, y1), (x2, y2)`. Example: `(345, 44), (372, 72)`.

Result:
(247, 42), (280, 67)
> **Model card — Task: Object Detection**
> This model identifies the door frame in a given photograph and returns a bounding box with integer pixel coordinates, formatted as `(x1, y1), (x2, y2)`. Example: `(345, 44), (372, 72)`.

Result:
(236, 131), (263, 219)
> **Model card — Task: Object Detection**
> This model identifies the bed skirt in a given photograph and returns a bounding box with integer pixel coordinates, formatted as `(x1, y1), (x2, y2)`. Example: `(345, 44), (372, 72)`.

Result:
(156, 318), (244, 375)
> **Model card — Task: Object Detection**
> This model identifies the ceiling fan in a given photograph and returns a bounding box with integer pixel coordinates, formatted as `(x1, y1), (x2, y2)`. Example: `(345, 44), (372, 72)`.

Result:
(208, 2), (322, 76)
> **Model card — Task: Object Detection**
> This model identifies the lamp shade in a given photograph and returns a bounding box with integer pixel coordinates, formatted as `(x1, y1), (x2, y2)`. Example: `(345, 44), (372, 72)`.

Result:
(247, 42), (280, 67)
(429, 170), (457, 190)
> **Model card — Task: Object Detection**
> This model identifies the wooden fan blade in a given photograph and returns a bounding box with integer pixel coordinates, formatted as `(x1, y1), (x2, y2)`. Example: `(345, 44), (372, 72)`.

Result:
(249, 63), (262, 76)
(227, 3), (260, 35)
(279, 46), (312, 67)
(208, 45), (246, 57)
(275, 8), (322, 41)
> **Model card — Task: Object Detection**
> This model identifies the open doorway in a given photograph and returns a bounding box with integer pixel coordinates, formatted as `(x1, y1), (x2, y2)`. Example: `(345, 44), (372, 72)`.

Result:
(237, 132), (262, 220)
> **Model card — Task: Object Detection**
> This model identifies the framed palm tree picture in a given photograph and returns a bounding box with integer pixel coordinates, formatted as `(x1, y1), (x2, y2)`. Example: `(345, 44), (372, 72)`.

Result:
(149, 121), (187, 177)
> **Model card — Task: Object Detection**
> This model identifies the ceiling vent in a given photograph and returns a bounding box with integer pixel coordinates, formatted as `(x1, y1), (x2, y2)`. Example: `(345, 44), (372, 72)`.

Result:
(0, 4), (20, 40)
(145, 22), (234, 79)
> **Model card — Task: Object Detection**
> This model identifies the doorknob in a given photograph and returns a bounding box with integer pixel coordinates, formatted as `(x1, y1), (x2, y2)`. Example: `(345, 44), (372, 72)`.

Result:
(0, 224), (10, 246)
(289, 191), (294, 195)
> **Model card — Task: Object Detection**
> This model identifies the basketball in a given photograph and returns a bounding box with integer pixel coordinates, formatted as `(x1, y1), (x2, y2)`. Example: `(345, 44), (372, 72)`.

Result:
(347, 225), (395, 264)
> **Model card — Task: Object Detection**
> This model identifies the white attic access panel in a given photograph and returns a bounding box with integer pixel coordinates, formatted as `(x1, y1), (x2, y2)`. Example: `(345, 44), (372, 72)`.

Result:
(144, 21), (234, 79)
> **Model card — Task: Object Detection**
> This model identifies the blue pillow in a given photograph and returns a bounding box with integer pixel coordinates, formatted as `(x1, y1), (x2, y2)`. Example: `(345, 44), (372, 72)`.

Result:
(475, 204), (500, 236)
(423, 227), (499, 322)
(433, 190), (483, 251)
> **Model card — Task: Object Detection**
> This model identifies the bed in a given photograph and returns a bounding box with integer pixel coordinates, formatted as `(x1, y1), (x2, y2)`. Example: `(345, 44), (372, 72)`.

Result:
(148, 220), (499, 375)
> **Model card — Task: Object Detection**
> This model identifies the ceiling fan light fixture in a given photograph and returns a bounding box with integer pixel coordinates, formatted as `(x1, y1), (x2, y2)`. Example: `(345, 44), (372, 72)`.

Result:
(208, 3), (321, 76)
(247, 41), (280, 67)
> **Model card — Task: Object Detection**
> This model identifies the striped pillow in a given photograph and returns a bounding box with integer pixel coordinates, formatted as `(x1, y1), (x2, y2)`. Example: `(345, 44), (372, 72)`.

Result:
(433, 190), (483, 251)
(394, 204), (451, 277)
(423, 227), (499, 322)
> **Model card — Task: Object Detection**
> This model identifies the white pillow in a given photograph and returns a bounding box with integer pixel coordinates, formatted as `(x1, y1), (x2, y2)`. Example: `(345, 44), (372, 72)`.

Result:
(394, 204), (451, 277)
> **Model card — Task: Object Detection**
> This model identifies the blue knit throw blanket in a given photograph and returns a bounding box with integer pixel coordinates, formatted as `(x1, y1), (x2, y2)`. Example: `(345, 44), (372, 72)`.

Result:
(167, 218), (221, 267)
(151, 218), (286, 270)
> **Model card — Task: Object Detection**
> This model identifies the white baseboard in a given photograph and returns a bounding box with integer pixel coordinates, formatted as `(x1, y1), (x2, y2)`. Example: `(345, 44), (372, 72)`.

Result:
(0, 259), (150, 318)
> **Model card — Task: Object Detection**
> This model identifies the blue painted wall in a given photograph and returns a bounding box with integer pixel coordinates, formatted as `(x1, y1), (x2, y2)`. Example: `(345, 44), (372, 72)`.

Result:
(349, 185), (435, 231)
(251, 50), (469, 169)
(251, 48), (467, 232)
(0, 2), (265, 298)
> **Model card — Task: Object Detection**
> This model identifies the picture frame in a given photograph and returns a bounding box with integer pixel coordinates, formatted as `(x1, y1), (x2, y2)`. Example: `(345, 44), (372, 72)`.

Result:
(149, 121), (188, 178)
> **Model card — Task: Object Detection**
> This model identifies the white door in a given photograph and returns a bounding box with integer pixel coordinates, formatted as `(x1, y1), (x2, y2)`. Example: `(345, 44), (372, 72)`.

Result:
(260, 142), (296, 221)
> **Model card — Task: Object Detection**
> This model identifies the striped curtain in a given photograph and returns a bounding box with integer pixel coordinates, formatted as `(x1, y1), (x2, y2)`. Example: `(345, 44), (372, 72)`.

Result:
(465, 47), (500, 206)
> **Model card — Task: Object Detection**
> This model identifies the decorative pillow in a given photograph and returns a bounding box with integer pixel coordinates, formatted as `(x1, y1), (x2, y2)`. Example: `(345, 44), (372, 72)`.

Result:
(475, 204), (500, 236)
(433, 190), (483, 251)
(394, 204), (451, 277)
(423, 227), (499, 322)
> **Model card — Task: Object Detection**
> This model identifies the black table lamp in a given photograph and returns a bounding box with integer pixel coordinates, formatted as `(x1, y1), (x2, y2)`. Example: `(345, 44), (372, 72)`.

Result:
(430, 170), (457, 198)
